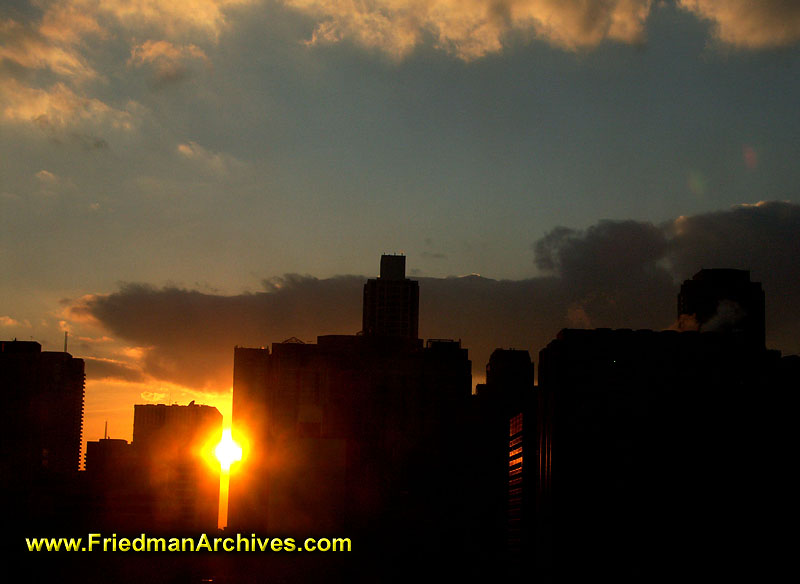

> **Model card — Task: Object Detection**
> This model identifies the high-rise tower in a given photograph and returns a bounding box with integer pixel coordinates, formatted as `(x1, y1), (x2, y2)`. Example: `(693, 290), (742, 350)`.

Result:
(1, 340), (85, 531)
(132, 402), (222, 531)
(0, 340), (85, 477)
(362, 254), (419, 339)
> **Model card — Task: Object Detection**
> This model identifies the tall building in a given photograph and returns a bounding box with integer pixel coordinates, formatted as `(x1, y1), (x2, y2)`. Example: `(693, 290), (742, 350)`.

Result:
(536, 326), (780, 581)
(0, 340), (85, 477)
(0, 340), (85, 530)
(677, 268), (765, 349)
(362, 254), (419, 339)
(229, 257), (472, 549)
(473, 349), (536, 560)
(84, 437), (150, 530)
(132, 403), (222, 532)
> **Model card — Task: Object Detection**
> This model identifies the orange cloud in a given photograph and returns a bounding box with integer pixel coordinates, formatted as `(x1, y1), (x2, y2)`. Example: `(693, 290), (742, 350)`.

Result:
(0, 0), (249, 131)
(0, 79), (136, 129)
(61, 293), (107, 325)
(0, 315), (31, 328)
(679, 0), (800, 49)
(35, 169), (59, 184)
(0, 18), (96, 79)
(140, 391), (168, 402)
(128, 39), (209, 67)
(177, 141), (243, 175)
(283, 0), (653, 60)
(128, 40), (210, 83)
(96, 0), (254, 39)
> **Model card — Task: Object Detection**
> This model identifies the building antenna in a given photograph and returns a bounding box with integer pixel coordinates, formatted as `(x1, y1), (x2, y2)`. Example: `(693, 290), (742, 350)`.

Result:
(64, 331), (68, 353)
(104, 420), (108, 440)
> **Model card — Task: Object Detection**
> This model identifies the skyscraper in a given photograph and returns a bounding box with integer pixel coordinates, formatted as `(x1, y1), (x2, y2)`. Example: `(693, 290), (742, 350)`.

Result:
(229, 256), (472, 547)
(362, 254), (419, 339)
(0, 340), (85, 477)
(132, 402), (222, 532)
(536, 325), (779, 581)
(473, 349), (536, 558)
(0, 340), (85, 530)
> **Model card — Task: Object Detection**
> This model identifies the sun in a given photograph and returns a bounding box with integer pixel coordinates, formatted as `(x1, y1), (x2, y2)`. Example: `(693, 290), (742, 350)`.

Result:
(215, 428), (243, 472)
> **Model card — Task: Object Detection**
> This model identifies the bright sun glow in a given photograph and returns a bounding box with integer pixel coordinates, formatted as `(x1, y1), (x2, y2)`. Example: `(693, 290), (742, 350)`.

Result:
(215, 428), (243, 472)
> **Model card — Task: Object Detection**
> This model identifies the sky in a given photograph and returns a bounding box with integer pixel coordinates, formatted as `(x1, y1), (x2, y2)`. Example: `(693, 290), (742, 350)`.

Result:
(2, 1), (800, 451)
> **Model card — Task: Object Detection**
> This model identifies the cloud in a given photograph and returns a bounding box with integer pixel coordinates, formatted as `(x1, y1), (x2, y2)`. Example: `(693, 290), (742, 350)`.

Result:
(282, 0), (800, 59)
(176, 140), (244, 175)
(61, 294), (104, 324)
(140, 391), (168, 403)
(281, 0), (654, 60)
(96, 0), (254, 40)
(128, 40), (210, 85)
(0, 17), (97, 79)
(0, 315), (31, 328)
(73, 276), (364, 389)
(0, 78), (137, 129)
(35, 169), (59, 184)
(64, 201), (800, 393)
(0, 0), (251, 132)
(679, 0), (800, 49)
(84, 356), (147, 383)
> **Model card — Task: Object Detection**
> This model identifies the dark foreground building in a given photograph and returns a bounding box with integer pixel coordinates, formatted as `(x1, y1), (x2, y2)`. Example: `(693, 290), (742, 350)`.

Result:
(0, 340), (85, 530)
(472, 349), (536, 560)
(229, 257), (473, 553)
(83, 402), (223, 534)
(678, 268), (766, 349)
(536, 326), (793, 581)
(133, 403), (222, 532)
(465, 270), (796, 581)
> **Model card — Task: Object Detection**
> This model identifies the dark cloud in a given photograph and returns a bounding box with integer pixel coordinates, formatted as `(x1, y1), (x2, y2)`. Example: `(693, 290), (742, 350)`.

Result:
(83, 277), (365, 390)
(78, 202), (800, 392)
(667, 201), (800, 352)
(83, 357), (146, 383)
(69, 133), (109, 151)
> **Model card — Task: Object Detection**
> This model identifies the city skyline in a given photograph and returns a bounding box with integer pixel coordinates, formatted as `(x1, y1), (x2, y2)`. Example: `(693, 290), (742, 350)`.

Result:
(3, 207), (800, 457)
(2, 1), (800, 457)
(6, 260), (794, 582)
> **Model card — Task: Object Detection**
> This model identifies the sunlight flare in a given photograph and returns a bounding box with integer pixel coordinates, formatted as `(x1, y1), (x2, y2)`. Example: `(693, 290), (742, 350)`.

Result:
(215, 428), (242, 472)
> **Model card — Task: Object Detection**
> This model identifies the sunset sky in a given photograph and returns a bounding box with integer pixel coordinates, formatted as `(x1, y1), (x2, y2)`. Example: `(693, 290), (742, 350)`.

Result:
(2, 1), (800, 451)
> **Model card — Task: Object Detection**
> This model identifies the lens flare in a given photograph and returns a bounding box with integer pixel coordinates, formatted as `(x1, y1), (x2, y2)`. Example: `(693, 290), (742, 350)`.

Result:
(215, 428), (242, 472)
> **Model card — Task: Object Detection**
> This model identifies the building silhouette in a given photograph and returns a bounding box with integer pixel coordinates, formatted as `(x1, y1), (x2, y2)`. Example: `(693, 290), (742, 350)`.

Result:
(130, 403), (222, 533)
(229, 256), (472, 550)
(7, 264), (798, 582)
(457, 270), (795, 581)
(83, 437), (149, 530)
(678, 268), (765, 349)
(472, 349), (536, 561)
(1, 340), (85, 531)
(362, 254), (419, 339)
(535, 325), (784, 581)
(79, 403), (222, 534)
(0, 340), (85, 476)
